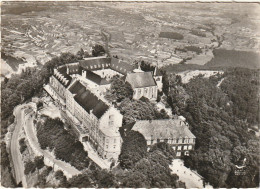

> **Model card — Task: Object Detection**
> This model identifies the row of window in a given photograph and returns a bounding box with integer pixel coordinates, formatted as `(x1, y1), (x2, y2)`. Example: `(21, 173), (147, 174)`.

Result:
(173, 145), (193, 151)
(150, 138), (195, 144)
(86, 63), (110, 70)
(176, 151), (190, 156)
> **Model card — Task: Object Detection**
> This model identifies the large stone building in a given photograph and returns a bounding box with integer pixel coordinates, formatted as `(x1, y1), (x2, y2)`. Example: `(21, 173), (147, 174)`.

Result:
(132, 118), (196, 157)
(66, 80), (123, 160)
(44, 56), (164, 161)
(65, 56), (162, 100)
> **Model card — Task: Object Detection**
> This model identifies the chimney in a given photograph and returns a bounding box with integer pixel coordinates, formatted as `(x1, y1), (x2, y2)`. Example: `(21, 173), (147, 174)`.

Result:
(66, 66), (69, 74)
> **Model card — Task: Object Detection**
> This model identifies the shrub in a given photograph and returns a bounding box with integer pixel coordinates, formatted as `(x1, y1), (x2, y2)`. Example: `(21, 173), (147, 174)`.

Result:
(19, 138), (27, 154)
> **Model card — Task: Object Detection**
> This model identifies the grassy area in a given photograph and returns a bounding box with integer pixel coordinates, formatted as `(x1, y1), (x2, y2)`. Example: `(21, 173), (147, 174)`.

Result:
(206, 49), (260, 69)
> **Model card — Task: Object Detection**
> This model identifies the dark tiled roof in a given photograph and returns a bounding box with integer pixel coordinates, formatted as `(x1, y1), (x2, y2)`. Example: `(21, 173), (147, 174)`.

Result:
(125, 72), (156, 88)
(110, 57), (134, 75)
(132, 119), (196, 140)
(68, 80), (85, 94)
(84, 70), (110, 85)
(68, 80), (109, 119)
(79, 57), (111, 71)
(54, 66), (72, 87)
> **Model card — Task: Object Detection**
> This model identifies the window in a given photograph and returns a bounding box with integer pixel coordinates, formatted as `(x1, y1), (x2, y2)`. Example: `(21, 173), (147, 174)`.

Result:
(164, 139), (168, 143)
(172, 146), (176, 151)
(176, 139), (179, 143)
(188, 145), (192, 150)
(106, 145), (108, 149)
(151, 140), (153, 144)
(113, 145), (116, 149)
(114, 139), (116, 143)
(177, 146), (182, 150)
(94, 65), (97, 68)
(183, 145), (187, 150)
(157, 139), (160, 143)
(176, 152), (181, 157)
(184, 151), (189, 156)
(145, 88), (148, 93)
(90, 66), (93, 69)
(138, 89), (141, 94)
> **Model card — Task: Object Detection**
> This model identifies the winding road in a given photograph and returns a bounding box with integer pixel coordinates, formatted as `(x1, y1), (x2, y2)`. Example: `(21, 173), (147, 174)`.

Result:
(10, 105), (27, 187)
(23, 108), (81, 177)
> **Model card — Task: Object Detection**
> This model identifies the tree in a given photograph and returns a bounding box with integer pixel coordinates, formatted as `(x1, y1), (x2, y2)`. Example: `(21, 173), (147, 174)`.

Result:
(118, 98), (169, 125)
(105, 75), (133, 103)
(34, 156), (44, 170)
(24, 160), (36, 175)
(19, 138), (27, 154)
(119, 130), (147, 169)
(92, 44), (105, 57)
(91, 169), (116, 187)
(76, 48), (84, 60)
(67, 174), (93, 188)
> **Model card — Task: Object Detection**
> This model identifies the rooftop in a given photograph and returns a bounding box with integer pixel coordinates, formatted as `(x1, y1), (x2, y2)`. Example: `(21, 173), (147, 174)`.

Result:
(126, 71), (157, 88)
(79, 57), (111, 71)
(110, 57), (134, 75)
(68, 80), (109, 119)
(54, 66), (72, 87)
(132, 119), (196, 140)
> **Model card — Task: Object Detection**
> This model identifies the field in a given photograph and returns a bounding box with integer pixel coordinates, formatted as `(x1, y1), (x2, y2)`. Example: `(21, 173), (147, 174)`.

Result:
(159, 32), (184, 40)
(1, 2), (260, 78)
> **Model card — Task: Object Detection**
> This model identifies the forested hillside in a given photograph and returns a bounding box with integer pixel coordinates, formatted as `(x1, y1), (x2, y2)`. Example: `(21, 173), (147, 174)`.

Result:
(164, 68), (259, 187)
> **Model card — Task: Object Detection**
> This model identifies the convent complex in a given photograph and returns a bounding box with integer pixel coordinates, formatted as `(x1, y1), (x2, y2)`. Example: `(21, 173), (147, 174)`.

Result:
(44, 55), (195, 161)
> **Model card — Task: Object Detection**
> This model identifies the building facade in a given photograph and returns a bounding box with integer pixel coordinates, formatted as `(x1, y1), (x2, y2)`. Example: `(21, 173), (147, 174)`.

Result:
(132, 119), (196, 157)
(66, 80), (123, 160)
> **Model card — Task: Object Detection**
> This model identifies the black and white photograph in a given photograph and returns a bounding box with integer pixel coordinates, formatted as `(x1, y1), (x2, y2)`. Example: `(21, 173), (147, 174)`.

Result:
(1, 0), (259, 188)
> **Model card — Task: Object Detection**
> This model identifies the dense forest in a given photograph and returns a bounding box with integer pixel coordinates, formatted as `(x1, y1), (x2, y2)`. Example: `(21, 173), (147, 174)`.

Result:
(163, 68), (259, 187)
